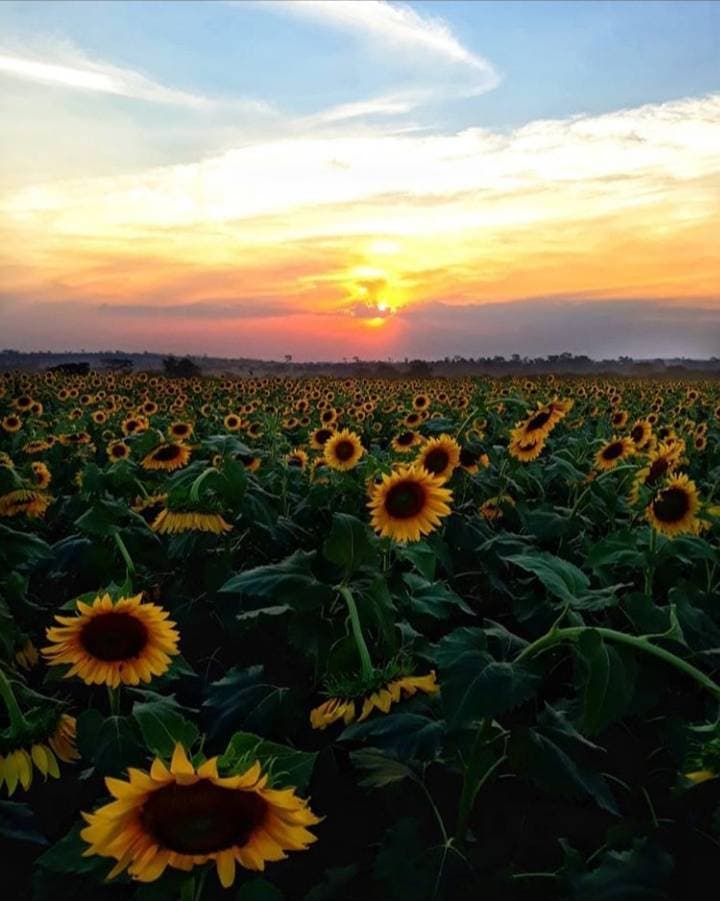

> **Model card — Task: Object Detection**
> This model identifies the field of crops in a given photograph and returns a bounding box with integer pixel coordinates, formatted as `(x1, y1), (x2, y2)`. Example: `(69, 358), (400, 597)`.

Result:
(1, 369), (719, 900)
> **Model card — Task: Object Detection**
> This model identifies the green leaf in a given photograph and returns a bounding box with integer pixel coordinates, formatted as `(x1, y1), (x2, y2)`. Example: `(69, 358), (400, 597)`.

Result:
(575, 630), (637, 735)
(235, 877), (285, 901)
(74, 498), (148, 537)
(204, 666), (289, 742)
(36, 825), (113, 877)
(372, 818), (435, 901)
(76, 710), (146, 775)
(132, 693), (199, 757)
(395, 541), (437, 581)
(567, 838), (673, 900)
(433, 627), (540, 729)
(0, 523), (52, 570)
(322, 513), (378, 573)
(305, 865), (360, 901)
(504, 550), (590, 603)
(348, 749), (415, 788)
(0, 800), (48, 845)
(341, 712), (443, 761)
(220, 731), (317, 791)
(219, 550), (334, 609)
(401, 573), (474, 619)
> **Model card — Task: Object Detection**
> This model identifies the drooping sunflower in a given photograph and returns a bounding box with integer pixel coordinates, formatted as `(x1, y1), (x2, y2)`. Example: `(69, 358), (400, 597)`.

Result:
(43, 593), (180, 688)
(141, 443), (192, 472)
(415, 434), (460, 482)
(479, 494), (515, 522)
(80, 744), (320, 887)
(646, 473), (700, 537)
(0, 489), (52, 519)
(368, 465), (452, 543)
(152, 508), (233, 535)
(310, 671), (438, 730)
(1, 712), (78, 796)
(30, 461), (51, 489)
(595, 436), (635, 471)
(323, 429), (364, 471)
(509, 431), (546, 463)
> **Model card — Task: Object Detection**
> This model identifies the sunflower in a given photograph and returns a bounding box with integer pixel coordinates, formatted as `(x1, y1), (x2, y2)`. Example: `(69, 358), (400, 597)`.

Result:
(22, 439), (49, 454)
(323, 429), (364, 471)
(611, 409), (629, 429)
(30, 461), (51, 488)
(629, 419), (653, 450)
(415, 434), (460, 482)
(646, 473), (700, 537)
(224, 413), (243, 432)
(459, 448), (489, 474)
(132, 493), (168, 524)
(595, 436), (635, 471)
(43, 593), (180, 688)
(141, 443), (191, 472)
(0, 489), (51, 519)
(122, 415), (149, 436)
(509, 431), (546, 463)
(479, 494), (515, 522)
(391, 431), (421, 453)
(286, 449), (308, 470)
(514, 403), (562, 441)
(368, 465), (452, 543)
(309, 427), (334, 450)
(629, 442), (680, 504)
(107, 439), (131, 462)
(2, 415), (22, 433)
(14, 639), (39, 670)
(412, 394), (430, 411)
(0, 713), (78, 796)
(310, 671), (438, 730)
(80, 744), (320, 887)
(152, 509), (233, 535)
(168, 421), (193, 441)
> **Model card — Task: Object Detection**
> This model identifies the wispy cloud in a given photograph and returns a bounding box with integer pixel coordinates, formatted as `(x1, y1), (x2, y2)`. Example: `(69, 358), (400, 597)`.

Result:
(0, 46), (272, 113)
(277, 0), (496, 76)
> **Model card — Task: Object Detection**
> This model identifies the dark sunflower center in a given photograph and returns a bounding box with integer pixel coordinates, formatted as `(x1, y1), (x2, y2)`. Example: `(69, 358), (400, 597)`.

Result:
(80, 612), (148, 661)
(288, 455), (303, 467)
(334, 440), (356, 462)
(238, 454), (256, 466)
(173, 425), (189, 436)
(315, 429), (332, 445)
(153, 445), (181, 462)
(631, 425), (645, 442)
(397, 432), (414, 446)
(601, 442), (624, 461)
(141, 780), (268, 854)
(423, 448), (450, 475)
(126, 420), (139, 432)
(653, 487), (690, 523)
(112, 445), (127, 457)
(526, 410), (551, 431)
(385, 480), (426, 518)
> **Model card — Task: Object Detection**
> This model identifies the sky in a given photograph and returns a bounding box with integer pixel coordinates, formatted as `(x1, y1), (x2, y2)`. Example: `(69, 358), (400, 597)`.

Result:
(1, 0), (719, 361)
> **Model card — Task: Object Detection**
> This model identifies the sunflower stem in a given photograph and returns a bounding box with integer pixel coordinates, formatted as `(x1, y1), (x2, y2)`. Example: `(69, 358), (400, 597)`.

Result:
(113, 531), (135, 583)
(455, 719), (505, 845)
(644, 527), (658, 597)
(107, 685), (121, 717)
(516, 625), (720, 699)
(189, 467), (217, 503)
(338, 585), (374, 681)
(0, 667), (30, 733)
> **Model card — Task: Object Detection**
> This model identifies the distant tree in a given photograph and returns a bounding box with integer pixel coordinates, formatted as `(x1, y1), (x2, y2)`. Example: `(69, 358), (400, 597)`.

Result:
(162, 355), (201, 378)
(48, 362), (90, 374)
(407, 359), (432, 377)
(101, 357), (134, 373)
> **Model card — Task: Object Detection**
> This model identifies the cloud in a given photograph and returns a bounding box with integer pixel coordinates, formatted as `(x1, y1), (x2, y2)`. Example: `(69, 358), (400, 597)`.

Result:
(276, 1), (496, 76)
(96, 299), (299, 319)
(0, 46), (272, 113)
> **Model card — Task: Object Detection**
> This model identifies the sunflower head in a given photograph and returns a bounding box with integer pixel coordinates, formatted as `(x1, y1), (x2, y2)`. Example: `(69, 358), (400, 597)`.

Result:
(81, 744), (320, 887)
(142, 443), (192, 472)
(43, 592), (180, 688)
(415, 434), (460, 482)
(646, 473), (700, 537)
(595, 436), (634, 471)
(368, 464), (452, 543)
(1, 708), (78, 796)
(323, 429), (364, 471)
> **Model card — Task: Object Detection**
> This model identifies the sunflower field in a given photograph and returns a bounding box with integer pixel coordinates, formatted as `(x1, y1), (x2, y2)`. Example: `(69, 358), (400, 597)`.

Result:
(2, 368), (720, 901)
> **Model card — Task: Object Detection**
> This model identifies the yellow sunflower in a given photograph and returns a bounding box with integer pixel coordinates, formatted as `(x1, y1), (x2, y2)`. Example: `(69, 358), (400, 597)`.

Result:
(30, 461), (51, 488)
(14, 639), (39, 670)
(2, 415), (22, 433)
(595, 436), (635, 471)
(0, 489), (52, 519)
(415, 434), (460, 482)
(509, 431), (546, 463)
(141, 444), (192, 472)
(628, 419), (653, 450)
(0, 713), (78, 796)
(310, 427), (335, 450)
(152, 509), (233, 535)
(224, 413), (243, 432)
(479, 494), (515, 522)
(368, 465), (452, 543)
(107, 440), (131, 463)
(391, 431), (421, 454)
(285, 449), (309, 470)
(310, 671), (438, 730)
(80, 744), (320, 887)
(323, 429), (364, 471)
(646, 473), (700, 537)
(629, 442), (681, 504)
(168, 421), (193, 441)
(43, 593), (180, 688)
